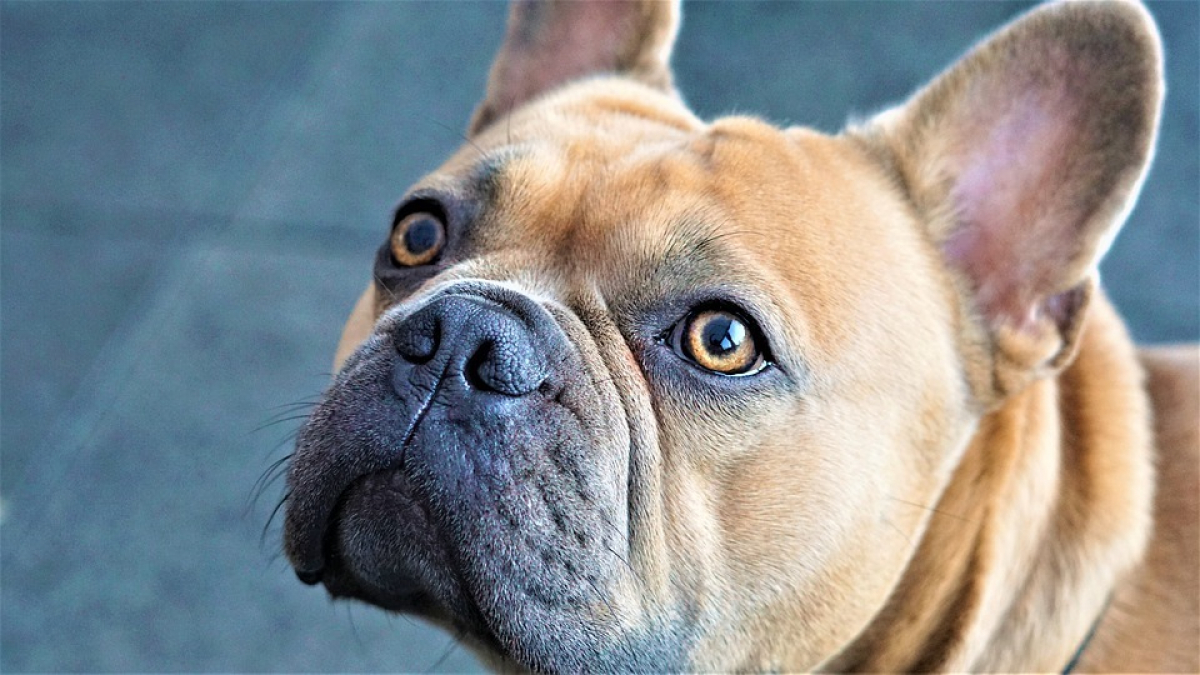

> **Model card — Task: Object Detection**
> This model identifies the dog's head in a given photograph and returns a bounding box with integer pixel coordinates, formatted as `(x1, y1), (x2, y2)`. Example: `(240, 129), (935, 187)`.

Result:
(283, 1), (1162, 670)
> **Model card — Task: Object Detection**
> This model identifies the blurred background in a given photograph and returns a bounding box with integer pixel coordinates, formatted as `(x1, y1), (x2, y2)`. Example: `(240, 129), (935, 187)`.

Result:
(1, 1), (1195, 671)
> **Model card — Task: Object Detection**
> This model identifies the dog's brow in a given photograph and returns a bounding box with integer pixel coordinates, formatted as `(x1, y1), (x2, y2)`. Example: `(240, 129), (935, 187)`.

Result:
(660, 216), (726, 262)
(651, 217), (732, 283)
(469, 152), (522, 203)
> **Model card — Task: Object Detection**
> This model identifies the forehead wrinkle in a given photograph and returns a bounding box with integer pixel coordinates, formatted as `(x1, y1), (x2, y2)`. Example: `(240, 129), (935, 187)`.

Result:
(468, 126), (757, 281)
(578, 141), (735, 284)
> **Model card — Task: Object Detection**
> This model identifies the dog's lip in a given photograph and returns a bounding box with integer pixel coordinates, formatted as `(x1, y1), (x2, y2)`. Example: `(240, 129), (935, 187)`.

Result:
(317, 515), (444, 616)
(285, 384), (424, 580)
(294, 567), (323, 586)
(284, 443), (398, 582)
(290, 485), (343, 585)
(304, 467), (505, 649)
(286, 456), (397, 583)
(283, 468), (342, 581)
(284, 493), (336, 584)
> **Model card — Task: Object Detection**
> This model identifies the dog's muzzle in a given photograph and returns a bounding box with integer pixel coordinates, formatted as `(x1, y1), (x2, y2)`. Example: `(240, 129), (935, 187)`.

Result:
(280, 284), (674, 670)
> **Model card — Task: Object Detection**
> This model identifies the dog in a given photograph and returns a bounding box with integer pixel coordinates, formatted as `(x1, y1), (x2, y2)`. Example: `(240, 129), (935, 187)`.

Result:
(282, 0), (1198, 671)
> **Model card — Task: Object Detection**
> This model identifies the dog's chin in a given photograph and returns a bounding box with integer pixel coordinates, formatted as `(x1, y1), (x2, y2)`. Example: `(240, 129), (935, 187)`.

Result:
(312, 461), (680, 672)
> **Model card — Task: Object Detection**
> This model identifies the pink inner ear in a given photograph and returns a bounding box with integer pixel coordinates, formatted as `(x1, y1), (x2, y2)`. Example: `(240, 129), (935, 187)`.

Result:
(943, 85), (1081, 330)
(503, 2), (640, 110)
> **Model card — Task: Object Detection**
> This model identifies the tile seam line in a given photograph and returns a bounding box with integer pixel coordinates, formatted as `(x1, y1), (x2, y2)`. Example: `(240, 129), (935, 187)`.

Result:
(0, 195), (381, 248)
(0, 1), (358, 244)
(225, 2), (399, 226)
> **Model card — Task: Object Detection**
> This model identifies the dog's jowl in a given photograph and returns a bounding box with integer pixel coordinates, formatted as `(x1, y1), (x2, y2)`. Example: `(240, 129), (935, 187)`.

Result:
(282, 1), (1199, 671)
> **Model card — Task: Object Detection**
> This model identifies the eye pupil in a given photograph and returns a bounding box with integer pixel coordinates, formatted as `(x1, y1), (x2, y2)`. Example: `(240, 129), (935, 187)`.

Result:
(702, 315), (745, 354)
(390, 210), (446, 266)
(404, 217), (439, 254)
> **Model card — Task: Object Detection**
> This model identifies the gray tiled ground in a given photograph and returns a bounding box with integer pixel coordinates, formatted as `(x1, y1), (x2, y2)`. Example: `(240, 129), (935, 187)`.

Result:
(1, 1), (1195, 672)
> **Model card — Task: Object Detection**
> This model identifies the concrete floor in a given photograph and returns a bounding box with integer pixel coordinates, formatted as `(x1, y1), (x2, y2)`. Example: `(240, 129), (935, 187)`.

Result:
(1, 1), (1195, 671)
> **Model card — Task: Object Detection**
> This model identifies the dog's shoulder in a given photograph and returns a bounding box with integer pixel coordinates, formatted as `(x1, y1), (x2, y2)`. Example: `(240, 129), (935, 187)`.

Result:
(1141, 344), (1200, 455)
(1082, 343), (1199, 672)
(1140, 344), (1199, 580)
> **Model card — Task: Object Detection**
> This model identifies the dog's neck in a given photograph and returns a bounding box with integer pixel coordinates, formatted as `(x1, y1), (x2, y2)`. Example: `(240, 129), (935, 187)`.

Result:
(824, 293), (1156, 672)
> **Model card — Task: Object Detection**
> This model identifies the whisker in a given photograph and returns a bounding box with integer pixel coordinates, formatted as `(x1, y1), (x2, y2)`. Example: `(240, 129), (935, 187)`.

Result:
(254, 397), (319, 429)
(586, 515), (636, 574)
(887, 495), (975, 524)
(346, 603), (368, 653)
(425, 115), (487, 162)
(580, 571), (620, 620)
(880, 514), (913, 546)
(262, 549), (289, 570)
(374, 271), (400, 305)
(260, 491), (291, 547)
(266, 429), (300, 456)
(251, 414), (313, 434)
(506, 95), (516, 143)
(689, 227), (773, 254)
(425, 631), (465, 673)
(602, 539), (636, 576)
(263, 399), (323, 413)
(248, 453), (294, 512)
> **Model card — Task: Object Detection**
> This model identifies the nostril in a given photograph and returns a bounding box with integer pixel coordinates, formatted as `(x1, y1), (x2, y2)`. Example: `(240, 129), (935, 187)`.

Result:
(464, 340), (498, 392)
(394, 312), (439, 363)
(395, 293), (553, 396)
(467, 338), (546, 396)
(396, 333), (436, 363)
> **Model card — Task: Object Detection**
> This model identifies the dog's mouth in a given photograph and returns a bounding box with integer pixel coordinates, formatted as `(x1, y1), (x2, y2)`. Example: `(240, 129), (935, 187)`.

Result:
(303, 469), (439, 610)
(282, 362), (640, 667)
(297, 465), (503, 651)
(281, 287), (681, 670)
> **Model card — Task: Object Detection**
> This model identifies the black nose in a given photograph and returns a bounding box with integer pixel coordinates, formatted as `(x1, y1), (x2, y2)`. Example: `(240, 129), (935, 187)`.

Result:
(392, 295), (549, 397)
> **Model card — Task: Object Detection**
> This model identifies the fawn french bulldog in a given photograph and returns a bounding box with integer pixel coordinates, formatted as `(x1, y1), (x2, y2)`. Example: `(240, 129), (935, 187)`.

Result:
(283, 1), (1199, 671)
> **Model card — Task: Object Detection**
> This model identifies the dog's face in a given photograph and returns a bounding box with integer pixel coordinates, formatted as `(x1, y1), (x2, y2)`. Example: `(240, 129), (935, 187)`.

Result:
(284, 1), (1162, 671)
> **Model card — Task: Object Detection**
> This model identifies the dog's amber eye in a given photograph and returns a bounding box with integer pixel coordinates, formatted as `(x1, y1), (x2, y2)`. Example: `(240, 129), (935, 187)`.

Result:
(390, 212), (445, 267)
(674, 309), (764, 376)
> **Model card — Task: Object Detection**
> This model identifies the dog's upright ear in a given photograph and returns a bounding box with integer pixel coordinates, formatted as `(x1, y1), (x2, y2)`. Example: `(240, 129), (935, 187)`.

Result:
(469, 0), (681, 135)
(858, 0), (1163, 401)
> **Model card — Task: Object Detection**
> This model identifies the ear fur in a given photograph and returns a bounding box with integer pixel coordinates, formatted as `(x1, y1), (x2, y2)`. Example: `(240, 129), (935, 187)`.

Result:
(470, 0), (681, 136)
(856, 0), (1164, 401)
